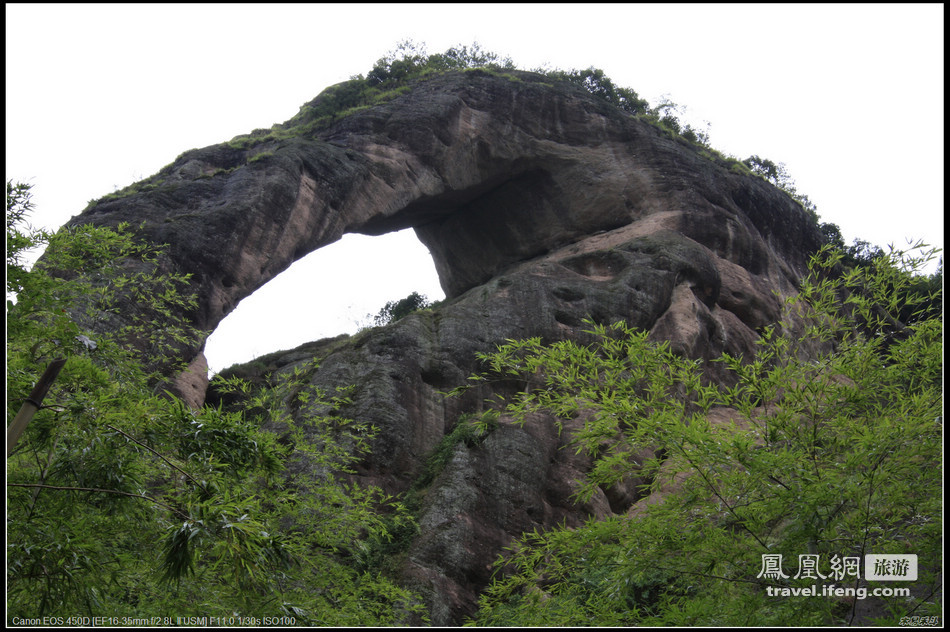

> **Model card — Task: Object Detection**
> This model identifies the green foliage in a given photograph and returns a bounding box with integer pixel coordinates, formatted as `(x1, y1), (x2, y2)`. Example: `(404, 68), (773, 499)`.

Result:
(226, 40), (516, 153)
(411, 411), (499, 493)
(346, 409), (500, 583)
(543, 66), (650, 116)
(227, 39), (706, 161)
(225, 40), (707, 161)
(372, 290), (432, 326)
(185, 362), (426, 623)
(7, 182), (425, 624)
(743, 154), (785, 184)
(246, 149), (274, 164)
(819, 220), (845, 249)
(816, 223), (942, 321)
(465, 243), (942, 626)
(366, 39), (515, 87)
(743, 154), (820, 225)
(538, 67), (716, 149)
(6, 181), (50, 300)
(7, 183), (200, 396)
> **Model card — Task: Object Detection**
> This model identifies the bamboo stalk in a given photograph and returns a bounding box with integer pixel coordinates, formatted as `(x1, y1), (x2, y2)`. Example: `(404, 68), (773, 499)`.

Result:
(7, 358), (66, 457)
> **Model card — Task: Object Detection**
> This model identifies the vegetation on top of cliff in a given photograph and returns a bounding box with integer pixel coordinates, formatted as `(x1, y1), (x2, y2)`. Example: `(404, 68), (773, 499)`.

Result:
(223, 41), (519, 152)
(339, 42), (884, 257)
(460, 242), (942, 626)
(222, 39), (697, 155)
(370, 290), (435, 327)
(85, 39), (830, 248)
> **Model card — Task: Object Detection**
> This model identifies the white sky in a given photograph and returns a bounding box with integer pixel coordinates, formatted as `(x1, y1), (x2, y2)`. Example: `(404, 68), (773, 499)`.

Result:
(6, 3), (944, 373)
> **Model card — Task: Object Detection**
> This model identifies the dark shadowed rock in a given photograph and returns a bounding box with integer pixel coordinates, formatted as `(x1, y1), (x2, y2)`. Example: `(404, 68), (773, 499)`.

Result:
(64, 68), (822, 623)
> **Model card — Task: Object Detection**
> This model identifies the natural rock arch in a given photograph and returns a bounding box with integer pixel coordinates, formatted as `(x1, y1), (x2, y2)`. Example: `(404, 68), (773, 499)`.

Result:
(64, 69), (825, 622)
(71, 70), (818, 404)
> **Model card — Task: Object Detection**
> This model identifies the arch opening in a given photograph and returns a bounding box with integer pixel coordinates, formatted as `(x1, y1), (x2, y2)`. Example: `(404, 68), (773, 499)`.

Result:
(203, 228), (444, 374)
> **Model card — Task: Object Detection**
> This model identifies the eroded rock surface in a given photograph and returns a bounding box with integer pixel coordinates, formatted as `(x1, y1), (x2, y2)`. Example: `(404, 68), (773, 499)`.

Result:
(72, 70), (816, 346)
(66, 69), (822, 624)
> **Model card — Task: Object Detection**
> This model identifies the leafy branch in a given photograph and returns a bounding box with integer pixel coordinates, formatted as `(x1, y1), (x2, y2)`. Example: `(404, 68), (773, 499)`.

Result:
(7, 483), (189, 520)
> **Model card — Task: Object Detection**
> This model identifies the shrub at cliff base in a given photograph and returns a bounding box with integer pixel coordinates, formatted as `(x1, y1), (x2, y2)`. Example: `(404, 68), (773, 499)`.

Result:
(464, 243), (942, 627)
(6, 181), (424, 624)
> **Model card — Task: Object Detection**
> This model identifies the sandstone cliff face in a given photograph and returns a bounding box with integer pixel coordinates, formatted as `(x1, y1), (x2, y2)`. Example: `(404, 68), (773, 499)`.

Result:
(68, 69), (822, 624)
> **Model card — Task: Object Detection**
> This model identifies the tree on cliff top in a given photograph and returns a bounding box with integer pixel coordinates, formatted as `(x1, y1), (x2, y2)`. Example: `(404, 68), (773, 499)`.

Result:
(372, 290), (432, 326)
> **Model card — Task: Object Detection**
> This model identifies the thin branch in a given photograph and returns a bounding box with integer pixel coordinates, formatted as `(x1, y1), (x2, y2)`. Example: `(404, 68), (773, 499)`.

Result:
(8, 482), (188, 520)
(767, 474), (792, 491)
(850, 446), (893, 624)
(27, 435), (61, 522)
(897, 581), (943, 620)
(671, 440), (770, 550)
(636, 559), (792, 589)
(104, 423), (208, 494)
(663, 566), (773, 587)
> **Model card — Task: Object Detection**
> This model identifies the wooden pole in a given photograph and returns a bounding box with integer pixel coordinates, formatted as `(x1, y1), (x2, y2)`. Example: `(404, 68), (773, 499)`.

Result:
(7, 358), (66, 457)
